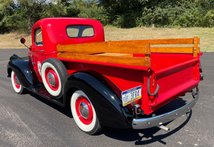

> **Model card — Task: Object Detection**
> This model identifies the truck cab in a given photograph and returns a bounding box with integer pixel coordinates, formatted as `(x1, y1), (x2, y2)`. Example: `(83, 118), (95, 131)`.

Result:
(30, 18), (105, 81)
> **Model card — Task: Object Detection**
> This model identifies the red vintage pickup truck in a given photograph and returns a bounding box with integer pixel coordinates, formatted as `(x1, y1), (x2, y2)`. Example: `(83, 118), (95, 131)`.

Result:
(7, 18), (203, 134)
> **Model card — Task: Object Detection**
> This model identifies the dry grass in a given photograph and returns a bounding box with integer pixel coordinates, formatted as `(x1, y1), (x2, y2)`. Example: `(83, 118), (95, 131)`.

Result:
(0, 33), (31, 49)
(0, 27), (213, 51)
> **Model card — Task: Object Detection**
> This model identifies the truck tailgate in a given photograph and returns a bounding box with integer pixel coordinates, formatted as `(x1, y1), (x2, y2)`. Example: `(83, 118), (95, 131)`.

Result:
(150, 57), (200, 109)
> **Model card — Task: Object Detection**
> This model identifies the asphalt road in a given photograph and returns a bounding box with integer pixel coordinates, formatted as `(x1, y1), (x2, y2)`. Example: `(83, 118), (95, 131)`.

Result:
(0, 49), (214, 147)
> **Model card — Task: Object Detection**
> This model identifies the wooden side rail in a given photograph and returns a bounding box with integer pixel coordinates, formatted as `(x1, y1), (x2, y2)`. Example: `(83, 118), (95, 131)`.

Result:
(57, 42), (150, 54)
(127, 37), (196, 44)
(58, 53), (150, 67)
(57, 37), (200, 67)
(151, 47), (195, 54)
(150, 37), (200, 57)
(57, 41), (151, 67)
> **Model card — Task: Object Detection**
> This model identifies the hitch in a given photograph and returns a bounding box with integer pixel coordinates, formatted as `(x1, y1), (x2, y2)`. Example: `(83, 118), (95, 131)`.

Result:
(133, 104), (144, 116)
(158, 122), (170, 132)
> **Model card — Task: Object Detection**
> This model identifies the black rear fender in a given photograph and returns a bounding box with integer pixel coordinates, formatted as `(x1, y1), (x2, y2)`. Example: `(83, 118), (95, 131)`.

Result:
(64, 72), (132, 129)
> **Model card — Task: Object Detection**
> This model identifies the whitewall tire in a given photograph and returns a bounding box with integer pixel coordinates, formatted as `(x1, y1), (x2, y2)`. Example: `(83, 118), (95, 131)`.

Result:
(71, 90), (101, 134)
(11, 71), (24, 94)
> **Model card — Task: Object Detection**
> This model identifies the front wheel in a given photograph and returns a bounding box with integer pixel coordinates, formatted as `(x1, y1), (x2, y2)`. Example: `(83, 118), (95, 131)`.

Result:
(11, 71), (24, 94)
(70, 90), (101, 135)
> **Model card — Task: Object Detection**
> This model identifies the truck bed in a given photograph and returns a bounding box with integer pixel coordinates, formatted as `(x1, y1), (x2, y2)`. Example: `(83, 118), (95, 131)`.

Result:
(56, 37), (201, 115)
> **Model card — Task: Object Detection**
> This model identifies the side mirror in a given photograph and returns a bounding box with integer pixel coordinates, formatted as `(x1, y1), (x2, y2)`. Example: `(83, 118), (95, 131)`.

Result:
(20, 37), (30, 49)
(20, 37), (26, 44)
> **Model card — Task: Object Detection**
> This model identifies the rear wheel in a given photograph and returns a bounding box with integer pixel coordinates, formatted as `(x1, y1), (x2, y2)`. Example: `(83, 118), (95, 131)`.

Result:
(71, 90), (101, 135)
(11, 71), (24, 94)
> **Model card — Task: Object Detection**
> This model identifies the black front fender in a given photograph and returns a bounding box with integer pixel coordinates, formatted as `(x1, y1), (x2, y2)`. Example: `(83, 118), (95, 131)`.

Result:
(7, 54), (38, 87)
(64, 72), (132, 129)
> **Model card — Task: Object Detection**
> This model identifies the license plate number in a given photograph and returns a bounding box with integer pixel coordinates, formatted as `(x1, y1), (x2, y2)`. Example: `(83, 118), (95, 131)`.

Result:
(121, 86), (142, 106)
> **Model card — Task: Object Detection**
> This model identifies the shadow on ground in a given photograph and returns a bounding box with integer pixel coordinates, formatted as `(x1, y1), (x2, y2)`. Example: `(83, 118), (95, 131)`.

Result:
(103, 111), (191, 145)
(103, 97), (192, 145)
(27, 90), (192, 146)
(28, 91), (72, 118)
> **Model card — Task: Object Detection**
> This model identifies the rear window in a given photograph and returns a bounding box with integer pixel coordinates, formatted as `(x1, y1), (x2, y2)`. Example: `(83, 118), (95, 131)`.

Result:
(66, 25), (94, 38)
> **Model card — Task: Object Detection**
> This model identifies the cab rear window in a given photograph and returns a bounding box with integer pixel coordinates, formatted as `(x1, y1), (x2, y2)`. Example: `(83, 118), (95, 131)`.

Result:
(66, 25), (94, 38)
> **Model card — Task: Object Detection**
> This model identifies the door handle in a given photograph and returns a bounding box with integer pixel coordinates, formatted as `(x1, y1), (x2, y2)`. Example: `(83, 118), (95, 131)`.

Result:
(39, 50), (44, 52)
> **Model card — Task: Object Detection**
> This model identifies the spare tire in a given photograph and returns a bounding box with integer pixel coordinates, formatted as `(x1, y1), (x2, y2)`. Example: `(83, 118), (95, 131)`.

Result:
(41, 58), (68, 98)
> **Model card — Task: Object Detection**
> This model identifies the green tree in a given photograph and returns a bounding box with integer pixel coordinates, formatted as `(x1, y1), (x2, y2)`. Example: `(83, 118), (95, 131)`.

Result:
(0, 0), (15, 33)
(100, 0), (145, 27)
(1, 0), (214, 34)
(71, 0), (108, 24)
(0, 0), (80, 33)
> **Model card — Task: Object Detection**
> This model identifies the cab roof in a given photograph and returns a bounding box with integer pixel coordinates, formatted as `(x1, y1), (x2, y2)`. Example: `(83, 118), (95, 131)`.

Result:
(31, 17), (105, 53)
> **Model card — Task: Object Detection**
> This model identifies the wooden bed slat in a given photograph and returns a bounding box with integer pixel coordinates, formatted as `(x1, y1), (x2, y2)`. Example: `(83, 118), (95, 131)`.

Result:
(57, 42), (150, 54)
(134, 38), (195, 44)
(58, 53), (150, 67)
(151, 47), (194, 53)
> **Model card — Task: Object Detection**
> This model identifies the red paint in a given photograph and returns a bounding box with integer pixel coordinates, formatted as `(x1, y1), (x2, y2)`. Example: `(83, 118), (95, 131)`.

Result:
(45, 68), (59, 91)
(75, 96), (93, 125)
(13, 73), (21, 89)
(29, 18), (105, 81)
(61, 53), (201, 114)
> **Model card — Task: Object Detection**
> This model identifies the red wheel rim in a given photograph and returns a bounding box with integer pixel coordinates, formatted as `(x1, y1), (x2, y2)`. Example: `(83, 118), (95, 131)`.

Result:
(75, 96), (93, 125)
(44, 68), (59, 91)
(13, 73), (21, 89)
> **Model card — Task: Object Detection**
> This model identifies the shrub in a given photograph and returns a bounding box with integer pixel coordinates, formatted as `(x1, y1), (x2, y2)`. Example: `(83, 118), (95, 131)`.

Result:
(1, 0), (214, 33)
(112, 13), (137, 28)
(202, 10), (214, 27)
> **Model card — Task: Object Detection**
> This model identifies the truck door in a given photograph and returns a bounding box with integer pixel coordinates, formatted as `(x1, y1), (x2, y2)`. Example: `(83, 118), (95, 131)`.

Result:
(30, 27), (45, 81)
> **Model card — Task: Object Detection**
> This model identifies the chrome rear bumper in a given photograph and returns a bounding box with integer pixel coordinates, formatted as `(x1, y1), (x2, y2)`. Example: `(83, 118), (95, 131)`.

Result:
(132, 90), (199, 129)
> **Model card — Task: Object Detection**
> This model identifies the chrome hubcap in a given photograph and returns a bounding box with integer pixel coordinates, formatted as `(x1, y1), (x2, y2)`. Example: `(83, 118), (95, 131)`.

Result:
(47, 72), (56, 86)
(79, 102), (89, 119)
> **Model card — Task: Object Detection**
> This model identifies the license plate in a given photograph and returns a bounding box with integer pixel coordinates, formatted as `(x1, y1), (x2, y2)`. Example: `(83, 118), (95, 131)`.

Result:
(121, 86), (142, 106)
